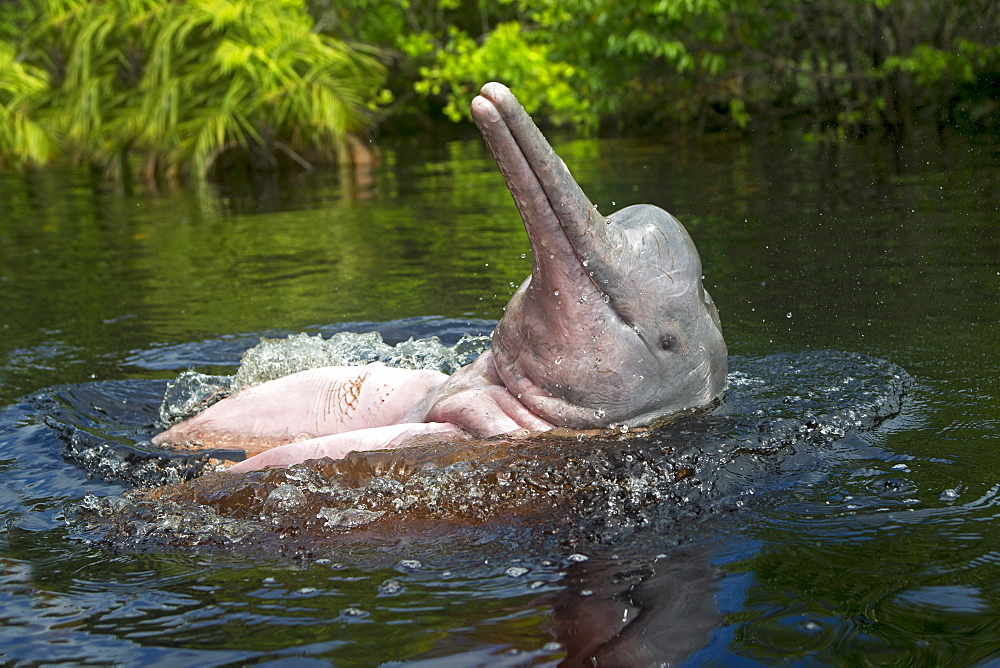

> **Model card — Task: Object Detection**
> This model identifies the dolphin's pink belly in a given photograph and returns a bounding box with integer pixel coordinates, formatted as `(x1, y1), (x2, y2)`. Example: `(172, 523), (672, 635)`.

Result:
(153, 363), (448, 452)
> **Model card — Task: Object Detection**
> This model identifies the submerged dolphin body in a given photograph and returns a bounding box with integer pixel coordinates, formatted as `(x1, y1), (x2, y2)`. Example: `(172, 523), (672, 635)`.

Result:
(153, 83), (727, 472)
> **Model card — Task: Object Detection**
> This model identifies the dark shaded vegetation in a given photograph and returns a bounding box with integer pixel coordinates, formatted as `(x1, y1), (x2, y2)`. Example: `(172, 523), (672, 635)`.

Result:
(1, 0), (996, 179)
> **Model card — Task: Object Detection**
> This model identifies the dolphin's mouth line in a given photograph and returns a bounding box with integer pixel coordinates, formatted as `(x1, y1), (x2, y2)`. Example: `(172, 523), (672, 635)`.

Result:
(559, 217), (639, 333)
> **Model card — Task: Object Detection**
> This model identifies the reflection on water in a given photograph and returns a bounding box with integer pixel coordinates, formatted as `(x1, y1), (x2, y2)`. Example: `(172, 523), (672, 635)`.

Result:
(0, 125), (998, 663)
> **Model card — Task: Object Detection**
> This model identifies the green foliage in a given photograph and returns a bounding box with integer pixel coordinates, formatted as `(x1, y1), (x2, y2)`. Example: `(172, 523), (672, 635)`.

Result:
(322, 0), (997, 134)
(0, 0), (36, 44)
(317, 0), (590, 128)
(0, 0), (995, 174)
(414, 22), (590, 127)
(319, 0), (746, 129)
(519, 0), (737, 125)
(1, 0), (384, 179)
(733, 0), (999, 132)
(0, 42), (54, 167)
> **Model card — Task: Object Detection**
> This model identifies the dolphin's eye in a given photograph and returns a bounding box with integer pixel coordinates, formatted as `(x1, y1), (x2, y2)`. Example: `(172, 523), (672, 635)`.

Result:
(660, 335), (678, 352)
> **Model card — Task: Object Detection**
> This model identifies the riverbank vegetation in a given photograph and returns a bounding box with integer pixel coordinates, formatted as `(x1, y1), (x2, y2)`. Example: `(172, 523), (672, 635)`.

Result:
(1, 0), (996, 179)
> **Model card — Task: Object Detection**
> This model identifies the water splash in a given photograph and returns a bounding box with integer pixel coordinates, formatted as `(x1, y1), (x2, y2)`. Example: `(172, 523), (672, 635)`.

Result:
(54, 343), (912, 554)
(159, 331), (491, 427)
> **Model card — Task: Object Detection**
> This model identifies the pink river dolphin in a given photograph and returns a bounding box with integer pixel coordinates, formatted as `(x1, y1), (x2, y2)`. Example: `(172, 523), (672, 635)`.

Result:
(153, 82), (728, 472)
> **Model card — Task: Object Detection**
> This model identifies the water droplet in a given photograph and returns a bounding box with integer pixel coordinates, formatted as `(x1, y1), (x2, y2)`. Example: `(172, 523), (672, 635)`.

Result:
(786, 312), (793, 318)
(554, 357), (563, 365)
(568, 553), (589, 562)
(620, 425), (629, 434)
(602, 294), (610, 303)
(594, 409), (606, 419)
(582, 260), (589, 267)
(379, 579), (404, 595)
(553, 290), (560, 296)
(397, 559), (422, 572)
(341, 607), (368, 618)
(578, 295), (588, 304)
(520, 253), (526, 259)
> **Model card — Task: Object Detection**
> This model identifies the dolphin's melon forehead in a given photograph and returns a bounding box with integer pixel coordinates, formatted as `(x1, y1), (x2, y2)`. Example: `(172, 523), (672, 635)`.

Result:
(595, 204), (704, 301)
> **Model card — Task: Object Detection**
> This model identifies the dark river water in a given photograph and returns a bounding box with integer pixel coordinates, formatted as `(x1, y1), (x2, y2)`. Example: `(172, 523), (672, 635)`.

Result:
(0, 123), (998, 665)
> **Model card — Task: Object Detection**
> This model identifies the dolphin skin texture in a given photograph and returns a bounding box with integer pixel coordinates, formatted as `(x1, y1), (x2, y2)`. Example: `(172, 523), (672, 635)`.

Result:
(153, 83), (728, 472)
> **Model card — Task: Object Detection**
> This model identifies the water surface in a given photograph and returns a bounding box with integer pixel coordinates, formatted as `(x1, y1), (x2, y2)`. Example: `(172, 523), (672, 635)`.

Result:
(0, 124), (998, 664)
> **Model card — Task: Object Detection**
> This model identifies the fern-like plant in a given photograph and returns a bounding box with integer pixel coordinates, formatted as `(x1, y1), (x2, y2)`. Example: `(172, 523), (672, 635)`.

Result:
(14, 0), (384, 179)
(0, 42), (55, 168)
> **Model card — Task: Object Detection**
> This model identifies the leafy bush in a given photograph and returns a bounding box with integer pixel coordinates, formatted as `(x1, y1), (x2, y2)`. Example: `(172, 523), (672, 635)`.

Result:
(0, 42), (53, 168)
(2, 0), (384, 179)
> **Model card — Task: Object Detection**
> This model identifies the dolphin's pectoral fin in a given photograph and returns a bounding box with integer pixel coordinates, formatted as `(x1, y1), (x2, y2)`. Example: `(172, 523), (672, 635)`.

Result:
(153, 364), (451, 452)
(226, 422), (468, 472)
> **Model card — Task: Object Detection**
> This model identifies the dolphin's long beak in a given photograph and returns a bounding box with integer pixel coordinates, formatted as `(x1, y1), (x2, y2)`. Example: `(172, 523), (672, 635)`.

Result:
(471, 83), (608, 286)
(471, 82), (727, 428)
